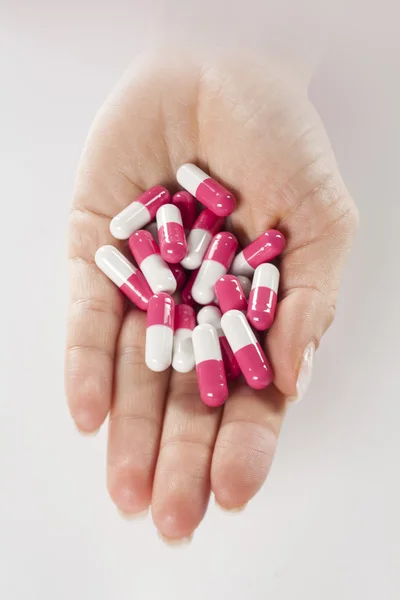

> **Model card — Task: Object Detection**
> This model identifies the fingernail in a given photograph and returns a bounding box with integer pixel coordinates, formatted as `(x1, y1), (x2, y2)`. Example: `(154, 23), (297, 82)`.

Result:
(215, 500), (247, 514)
(118, 508), (149, 521)
(76, 426), (100, 437)
(288, 342), (315, 404)
(158, 532), (193, 547)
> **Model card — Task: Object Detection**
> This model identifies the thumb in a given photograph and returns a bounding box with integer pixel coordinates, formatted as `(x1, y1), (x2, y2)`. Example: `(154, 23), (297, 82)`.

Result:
(266, 189), (359, 402)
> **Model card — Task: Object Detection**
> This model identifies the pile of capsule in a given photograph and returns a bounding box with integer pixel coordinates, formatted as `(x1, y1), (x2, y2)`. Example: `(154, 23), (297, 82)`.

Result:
(95, 164), (285, 407)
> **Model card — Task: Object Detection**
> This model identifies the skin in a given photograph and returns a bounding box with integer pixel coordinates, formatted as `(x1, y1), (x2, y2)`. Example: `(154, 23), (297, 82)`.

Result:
(65, 50), (358, 541)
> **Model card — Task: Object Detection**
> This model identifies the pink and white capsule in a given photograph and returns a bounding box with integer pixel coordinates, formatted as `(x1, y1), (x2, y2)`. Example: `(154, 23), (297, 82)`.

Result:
(172, 304), (196, 373)
(172, 191), (197, 231)
(237, 275), (252, 299)
(181, 209), (224, 270)
(197, 305), (240, 380)
(192, 323), (228, 407)
(247, 263), (280, 331)
(146, 293), (175, 372)
(156, 204), (187, 264)
(221, 310), (274, 390)
(214, 275), (247, 314)
(191, 232), (238, 305)
(129, 230), (176, 294)
(110, 185), (171, 240)
(177, 164), (236, 217)
(231, 230), (286, 277)
(95, 245), (152, 311)
(146, 222), (186, 290)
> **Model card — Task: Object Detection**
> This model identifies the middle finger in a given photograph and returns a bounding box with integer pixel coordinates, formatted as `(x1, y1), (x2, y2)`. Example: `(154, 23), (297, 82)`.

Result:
(151, 370), (221, 541)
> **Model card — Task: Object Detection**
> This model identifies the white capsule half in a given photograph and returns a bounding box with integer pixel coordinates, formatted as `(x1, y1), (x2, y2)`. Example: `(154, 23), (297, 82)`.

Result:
(192, 324), (223, 363)
(252, 263), (280, 292)
(110, 203), (151, 240)
(145, 324), (174, 372)
(95, 245), (136, 287)
(181, 229), (213, 270)
(140, 254), (177, 294)
(176, 164), (208, 197)
(191, 259), (227, 305)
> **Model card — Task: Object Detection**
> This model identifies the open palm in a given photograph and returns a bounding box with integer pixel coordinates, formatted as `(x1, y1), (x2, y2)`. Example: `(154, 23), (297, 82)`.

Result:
(66, 51), (358, 541)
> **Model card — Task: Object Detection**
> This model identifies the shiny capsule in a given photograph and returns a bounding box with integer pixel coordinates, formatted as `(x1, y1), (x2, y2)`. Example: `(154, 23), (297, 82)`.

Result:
(221, 310), (274, 389)
(247, 263), (280, 331)
(110, 185), (170, 240)
(156, 204), (187, 264)
(192, 323), (228, 407)
(128, 230), (176, 294)
(192, 232), (238, 305)
(145, 293), (175, 372)
(197, 305), (240, 380)
(177, 164), (236, 217)
(95, 245), (152, 311)
(231, 230), (286, 277)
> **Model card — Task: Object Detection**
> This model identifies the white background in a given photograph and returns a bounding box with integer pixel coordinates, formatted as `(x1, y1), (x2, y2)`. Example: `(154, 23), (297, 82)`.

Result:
(1, 2), (399, 599)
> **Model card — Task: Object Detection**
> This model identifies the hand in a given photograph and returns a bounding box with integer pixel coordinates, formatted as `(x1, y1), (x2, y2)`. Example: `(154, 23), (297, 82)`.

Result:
(65, 50), (358, 541)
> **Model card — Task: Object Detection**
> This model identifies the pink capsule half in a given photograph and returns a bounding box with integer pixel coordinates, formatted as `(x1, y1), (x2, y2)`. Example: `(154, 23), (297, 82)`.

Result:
(156, 204), (187, 264)
(214, 275), (248, 314)
(192, 323), (229, 407)
(129, 230), (176, 294)
(192, 232), (238, 305)
(231, 230), (286, 277)
(247, 263), (280, 331)
(146, 293), (175, 372)
(110, 186), (171, 240)
(172, 304), (196, 373)
(172, 191), (197, 231)
(181, 209), (224, 270)
(197, 305), (240, 380)
(221, 310), (274, 390)
(95, 245), (152, 311)
(177, 164), (236, 217)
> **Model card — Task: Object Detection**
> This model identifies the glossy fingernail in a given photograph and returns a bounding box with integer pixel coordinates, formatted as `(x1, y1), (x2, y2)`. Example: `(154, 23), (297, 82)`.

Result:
(118, 508), (149, 521)
(215, 500), (247, 514)
(288, 342), (315, 403)
(76, 426), (100, 437)
(158, 532), (193, 547)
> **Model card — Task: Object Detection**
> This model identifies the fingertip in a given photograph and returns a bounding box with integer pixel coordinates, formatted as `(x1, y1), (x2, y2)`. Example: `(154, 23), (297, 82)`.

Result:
(151, 471), (209, 540)
(212, 420), (278, 509)
(67, 374), (111, 432)
(108, 466), (151, 515)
